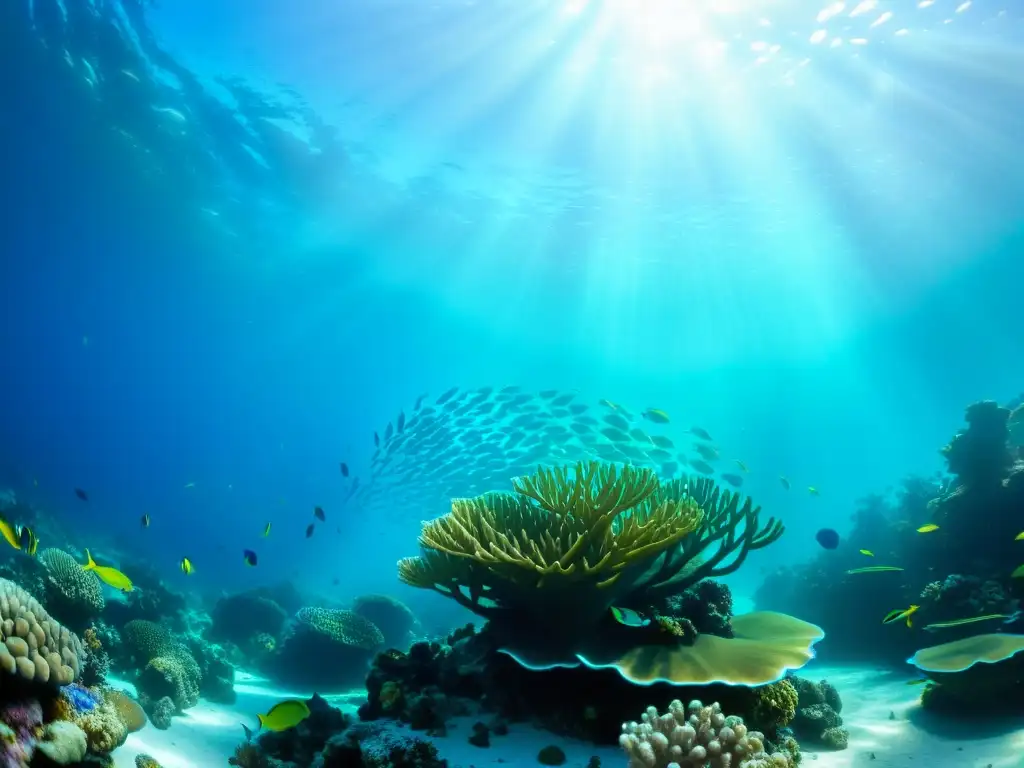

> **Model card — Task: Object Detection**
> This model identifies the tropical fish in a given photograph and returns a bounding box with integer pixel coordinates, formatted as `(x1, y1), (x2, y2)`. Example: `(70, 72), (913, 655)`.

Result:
(922, 610), (1021, 632)
(0, 519), (21, 551)
(74, 488), (88, 501)
(847, 566), (905, 574)
(642, 409), (670, 424)
(183, 482), (195, 489)
(139, 514), (150, 528)
(916, 524), (939, 534)
(243, 549), (258, 567)
(10, 525), (39, 556)
(263, 522), (272, 537)
(599, 399), (619, 409)
(610, 606), (650, 627)
(1013, 564), (1024, 579)
(241, 723), (254, 742)
(339, 463), (349, 478)
(859, 549), (874, 557)
(1014, 531), (1024, 541)
(180, 557), (194, 575)
(779, 476), (791, 490)
(882, 605), (919, 627)
(396, 411), (406, 433)
(808, 487), (820, 496)
(256, 699), (311, 732)
(373, 432), (380, 447)
(83, 550), (133, 592)
(695, 444), (719, 462)
(313, 507), (326, 522)
(690, 459), (715, 475)
(815, 528), (840, 550)
(306, 524), (315, 538)
(689, 427), (712, 441)
(734, 459), (748, 472)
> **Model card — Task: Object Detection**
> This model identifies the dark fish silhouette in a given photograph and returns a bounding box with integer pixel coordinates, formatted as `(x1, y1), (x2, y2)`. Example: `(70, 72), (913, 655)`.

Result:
(313, 506), (326, 522)
(243, 549), (258, 567)
(306, 523), (315, 538)
(74, 488), (88, 501)
(339, 463), (349, 478)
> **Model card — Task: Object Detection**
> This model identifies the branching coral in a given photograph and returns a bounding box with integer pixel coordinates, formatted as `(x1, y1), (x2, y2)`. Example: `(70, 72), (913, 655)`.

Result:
(619, 699), (797, 768)
(397, 462), (796, 679)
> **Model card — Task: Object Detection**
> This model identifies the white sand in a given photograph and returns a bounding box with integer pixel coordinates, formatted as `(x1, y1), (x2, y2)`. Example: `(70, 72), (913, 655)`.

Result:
(109, 664), (1024, 768)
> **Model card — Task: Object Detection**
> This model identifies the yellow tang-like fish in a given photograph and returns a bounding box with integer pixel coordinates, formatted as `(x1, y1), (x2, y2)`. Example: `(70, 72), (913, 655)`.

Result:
(882, 604), (919, 628)
(0, 518), (22, 551)
(83, 550), (133, 592)
(257, 699), (310, 732)
(263, 522), (272, 537)
(916, 524), (939, 534)
(180, 557), (195, 575)
(859, 549), (874, 557)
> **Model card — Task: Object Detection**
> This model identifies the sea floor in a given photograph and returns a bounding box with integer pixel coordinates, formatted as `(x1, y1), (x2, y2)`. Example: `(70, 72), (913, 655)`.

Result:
(111, 663), (1024, 768)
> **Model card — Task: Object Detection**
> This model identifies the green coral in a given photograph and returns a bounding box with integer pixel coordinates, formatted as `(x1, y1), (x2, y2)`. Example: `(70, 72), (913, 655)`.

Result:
(751, 679), (798, 731)
(820, 727), (848, 750)
(39, 548), (104, 621)
(295, 607), (384, 649)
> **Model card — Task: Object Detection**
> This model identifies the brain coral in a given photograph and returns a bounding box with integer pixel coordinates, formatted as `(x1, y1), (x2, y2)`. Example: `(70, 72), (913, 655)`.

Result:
(0, 577), (85, 685)
(39, 548), (105, 621)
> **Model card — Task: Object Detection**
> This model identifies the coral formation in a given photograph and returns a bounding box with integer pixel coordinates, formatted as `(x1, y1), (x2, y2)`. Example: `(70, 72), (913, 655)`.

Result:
(38, 548), (105, 628)
(788, 676), (846, 750)
(619, 699), (798, 768)
(267, 607), (384, 688)
(209, 591), (288, 647)
(0, 577), (85, 685)
(352, 594), (418, 649)
(36, 720), (89, 764)
(398, 463), (802, 682)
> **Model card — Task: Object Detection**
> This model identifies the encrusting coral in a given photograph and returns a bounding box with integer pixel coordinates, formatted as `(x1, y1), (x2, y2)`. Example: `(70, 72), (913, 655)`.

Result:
(0, 577), (85, 685)
(619, 699), (797, 768)
(398, 462), (818, 684)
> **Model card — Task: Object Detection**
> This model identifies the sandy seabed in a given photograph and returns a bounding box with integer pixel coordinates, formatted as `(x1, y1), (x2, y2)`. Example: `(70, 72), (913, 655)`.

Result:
(111, 663), (1024, 768)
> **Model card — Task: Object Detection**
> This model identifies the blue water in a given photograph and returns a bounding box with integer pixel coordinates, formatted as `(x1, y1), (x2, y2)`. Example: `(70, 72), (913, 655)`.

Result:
(1, 0), (1022, 624)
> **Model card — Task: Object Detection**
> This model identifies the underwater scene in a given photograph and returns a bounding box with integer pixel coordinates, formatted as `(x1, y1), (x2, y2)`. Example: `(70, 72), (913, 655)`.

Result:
(1, 0), (1023, 766)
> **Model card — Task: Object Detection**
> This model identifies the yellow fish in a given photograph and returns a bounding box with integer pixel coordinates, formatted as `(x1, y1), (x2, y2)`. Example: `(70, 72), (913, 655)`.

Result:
(642, 408), (670, 424)
(83, 550), (133, 592)
(847, 566), (905, 574)
(180, 557), (194, 575)
(1015, 531), (1024, 541)
(916, 524), (939, 534)
(859, 549), (874, 557)
(257, 699), (310, 732)
(808, 487), (820, 496)
(0, 519), (22, 551)
(263, 522), (272, 537)
(20, 527), (38, 556)
(882, 604), (919, 628)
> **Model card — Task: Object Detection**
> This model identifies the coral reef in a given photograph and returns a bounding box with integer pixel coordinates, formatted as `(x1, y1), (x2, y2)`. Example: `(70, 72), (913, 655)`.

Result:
(266, 607), (384, 688)
(352, 594), (418, 650)
(38, 548), (105, 630)
(398, 463), (816, 685)
(788, 676), (846, 750)
(209, 591), (288, 648)
(0, 577), (85, 685)
(619, 699), (799, 768)
(36, 719), (89, 764)
(755, 399), (1024, 672)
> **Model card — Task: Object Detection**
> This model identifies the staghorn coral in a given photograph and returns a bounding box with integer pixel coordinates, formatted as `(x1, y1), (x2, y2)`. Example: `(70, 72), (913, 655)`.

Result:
(398, 463), (787, 676)
(0, 577), (85, 685)
(619, 699), (796, 768)
(38, 548), (105, 627)
(353, 593), (419, 649)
